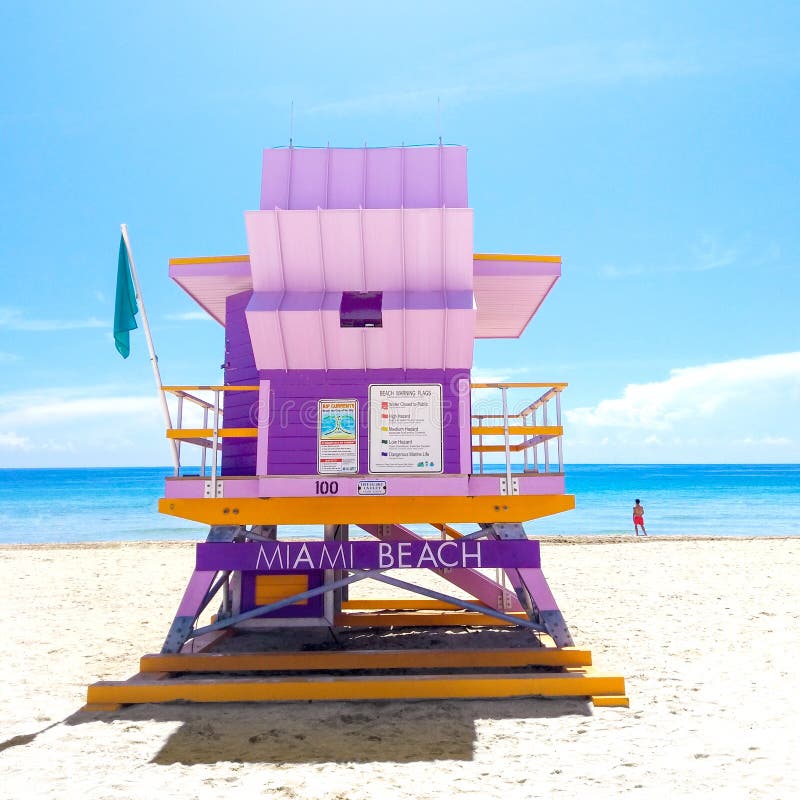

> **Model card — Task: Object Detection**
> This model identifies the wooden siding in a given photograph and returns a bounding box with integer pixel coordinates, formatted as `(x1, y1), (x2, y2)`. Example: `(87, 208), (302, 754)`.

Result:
(222, 290), (259, 475)
(222, 289), (470, 477)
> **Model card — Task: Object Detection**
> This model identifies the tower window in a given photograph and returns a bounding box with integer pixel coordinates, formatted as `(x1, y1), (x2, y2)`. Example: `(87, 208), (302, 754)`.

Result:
(339, 291), (383, 328)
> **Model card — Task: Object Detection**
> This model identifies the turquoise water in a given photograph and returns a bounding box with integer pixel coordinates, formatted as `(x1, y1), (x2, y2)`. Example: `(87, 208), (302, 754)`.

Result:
(0, 465), (797, 544)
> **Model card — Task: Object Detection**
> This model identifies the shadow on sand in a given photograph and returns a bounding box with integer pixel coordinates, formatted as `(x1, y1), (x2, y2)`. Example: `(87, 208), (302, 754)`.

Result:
(51, 696), (591, 764)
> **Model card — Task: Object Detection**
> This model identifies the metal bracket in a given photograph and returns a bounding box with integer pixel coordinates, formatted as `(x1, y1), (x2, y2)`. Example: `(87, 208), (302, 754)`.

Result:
(490, 522), (526, 540)
(161, 616), (195, 654)
(498, 592), (514, 611)
(498, 478), (519, 496)
(540, 610), (575, 648)
(204, 480), (224, 498)
(206, 525), (244, 542)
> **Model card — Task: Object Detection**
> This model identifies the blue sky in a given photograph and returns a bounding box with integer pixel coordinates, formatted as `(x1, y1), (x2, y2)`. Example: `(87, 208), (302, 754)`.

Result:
(1, 1), (798, 466)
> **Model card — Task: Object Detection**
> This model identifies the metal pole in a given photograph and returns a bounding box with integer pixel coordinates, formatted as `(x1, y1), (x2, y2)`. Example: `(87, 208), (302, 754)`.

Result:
(556, 391), (563, 472)
(210, 389), (220, 497)
(532, 406), (539, 473)
(120, 224), (180, 474)
(501, 387), (512, 491)
(543, 399), (550, 473)
(176, 395), (183, 477)
(522, 410), (529, 473)
(201, 406), (208, 477)
(478, 416), (484, 474)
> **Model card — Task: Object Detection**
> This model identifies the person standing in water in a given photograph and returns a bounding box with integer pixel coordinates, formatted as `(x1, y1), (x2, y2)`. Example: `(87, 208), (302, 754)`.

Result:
(633, 499), (647, 536)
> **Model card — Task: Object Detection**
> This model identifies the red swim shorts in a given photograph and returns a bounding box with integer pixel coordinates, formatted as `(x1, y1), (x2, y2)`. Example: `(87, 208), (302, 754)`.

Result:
(633, 515), (644, 525)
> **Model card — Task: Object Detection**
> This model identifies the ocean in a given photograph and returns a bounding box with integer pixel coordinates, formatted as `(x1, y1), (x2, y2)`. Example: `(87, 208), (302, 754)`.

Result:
(0, 464), (797, 545)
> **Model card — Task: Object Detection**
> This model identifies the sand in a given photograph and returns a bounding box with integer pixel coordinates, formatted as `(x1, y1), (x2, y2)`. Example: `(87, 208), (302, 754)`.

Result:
(1, 536), (798, 799)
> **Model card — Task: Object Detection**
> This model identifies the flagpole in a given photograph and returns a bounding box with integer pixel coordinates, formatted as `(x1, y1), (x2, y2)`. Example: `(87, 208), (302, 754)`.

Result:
(120, 224), (180, 474)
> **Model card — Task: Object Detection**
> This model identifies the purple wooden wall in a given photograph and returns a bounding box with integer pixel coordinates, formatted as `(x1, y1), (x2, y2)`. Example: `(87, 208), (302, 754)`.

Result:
(222, 290), (469, 477)
(222, 290), (259, 476)
(263, 367), (467, 476)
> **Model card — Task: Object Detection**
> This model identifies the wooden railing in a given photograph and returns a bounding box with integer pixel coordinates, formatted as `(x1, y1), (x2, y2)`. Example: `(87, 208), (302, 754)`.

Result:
(162, 386), (259, 490)
(162, 382), (565, 489)
(471, 382), (566, 484)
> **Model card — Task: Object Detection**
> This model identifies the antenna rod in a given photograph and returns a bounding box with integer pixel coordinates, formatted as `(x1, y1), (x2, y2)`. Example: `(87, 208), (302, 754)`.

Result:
(289, 100), (294, 147)
(437, 95), (443, 145)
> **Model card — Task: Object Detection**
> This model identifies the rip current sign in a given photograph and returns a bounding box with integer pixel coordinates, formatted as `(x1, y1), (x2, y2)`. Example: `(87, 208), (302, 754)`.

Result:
(317, 400), (358, 474)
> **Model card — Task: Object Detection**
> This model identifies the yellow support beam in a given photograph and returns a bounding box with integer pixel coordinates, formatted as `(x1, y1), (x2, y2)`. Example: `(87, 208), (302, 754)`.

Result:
(162, 385), (259, 392)
(592, 695), (630, 708)
(473, 443), (562, 454)
(430, 522), (465, 538)
(169, 255), (250, 265)
(470, 382), (567, 389)
(139, 647), (594, 674)
(342, 599), (465, 610)
(167, 427), (258, 440)
(473, 253), (562, 263)
(158, 493), (575, 525)
(472, 425), (562, 437)
(334, 611), (530, 627)
(171, 254), (561, 267)
(87, 669), (625, 705)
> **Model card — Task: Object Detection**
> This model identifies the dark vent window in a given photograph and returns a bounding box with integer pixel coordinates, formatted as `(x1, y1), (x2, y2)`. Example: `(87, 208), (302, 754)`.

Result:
(339, 291), (383, 328)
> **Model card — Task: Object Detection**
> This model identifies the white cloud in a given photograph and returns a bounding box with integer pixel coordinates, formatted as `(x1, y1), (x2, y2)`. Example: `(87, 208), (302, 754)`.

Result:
(691, 234), (738, 272)
(0, 352), (21, 363)
(565, 352), (800, 462)
(0, 388), (157, 465)
(307, 41), (703, 116)
(165, 311), (214, 322)
(601, 235), (741, 278)
(469, 366), (534, 413)
(0, 432), (29, 449)
(0, 306), (105, 331)
(0, 396), (157, 426)
(0, 385), (215, 466)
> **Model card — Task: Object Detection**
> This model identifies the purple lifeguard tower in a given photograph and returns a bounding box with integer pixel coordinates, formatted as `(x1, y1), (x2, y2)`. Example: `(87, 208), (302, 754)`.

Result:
(86, 145), (627, 707)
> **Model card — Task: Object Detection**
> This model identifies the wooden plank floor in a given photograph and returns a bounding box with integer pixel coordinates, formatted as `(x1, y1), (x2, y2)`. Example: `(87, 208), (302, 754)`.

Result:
(88, 667), (627, 705)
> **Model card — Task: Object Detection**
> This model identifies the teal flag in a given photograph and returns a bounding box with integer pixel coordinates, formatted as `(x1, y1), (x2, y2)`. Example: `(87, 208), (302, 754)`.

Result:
(113, 234), (139, 358)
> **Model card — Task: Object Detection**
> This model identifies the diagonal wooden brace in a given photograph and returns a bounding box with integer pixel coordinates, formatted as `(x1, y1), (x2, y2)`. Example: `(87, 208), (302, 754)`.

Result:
(358, 523), (521, 612)
(160, 525), (244, 654)
(483, 522), (574, 647)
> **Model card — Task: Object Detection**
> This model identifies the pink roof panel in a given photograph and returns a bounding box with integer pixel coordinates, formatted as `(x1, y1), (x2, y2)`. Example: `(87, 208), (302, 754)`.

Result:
(260, 145), (468, 210)
(473, 255), (562, 339)
(168, 252), (560, 340)
(168, 257), (252, 325)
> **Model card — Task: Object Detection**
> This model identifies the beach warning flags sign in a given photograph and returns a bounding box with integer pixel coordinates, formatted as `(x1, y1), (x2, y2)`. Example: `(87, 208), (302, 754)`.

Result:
(114, 234), (139, 358)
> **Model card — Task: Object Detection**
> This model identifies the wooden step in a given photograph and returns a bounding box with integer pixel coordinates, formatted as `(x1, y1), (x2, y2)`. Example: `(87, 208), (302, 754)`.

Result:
(87, 667), (626, 705)
(139, 646), (593, 673)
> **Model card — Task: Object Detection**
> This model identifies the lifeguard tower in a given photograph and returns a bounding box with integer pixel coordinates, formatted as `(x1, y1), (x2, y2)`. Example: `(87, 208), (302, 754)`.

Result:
(87, 145), (627, 707)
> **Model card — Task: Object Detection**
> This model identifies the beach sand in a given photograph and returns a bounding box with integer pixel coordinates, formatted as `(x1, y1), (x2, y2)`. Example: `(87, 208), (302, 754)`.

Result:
(1, 537), (798, 799)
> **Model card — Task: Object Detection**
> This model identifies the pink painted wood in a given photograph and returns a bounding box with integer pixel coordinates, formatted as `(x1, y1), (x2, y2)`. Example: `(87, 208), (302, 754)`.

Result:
(162, 475), (566, 499)
(260, 146), (468, 211)
(358, 523), (521, 612)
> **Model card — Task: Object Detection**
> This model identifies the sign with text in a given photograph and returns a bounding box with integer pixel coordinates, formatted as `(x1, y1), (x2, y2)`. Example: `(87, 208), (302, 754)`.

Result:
(368, 384), (443, 473)
(317, 399), (358, 474)
(196, 539), (541, 572)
